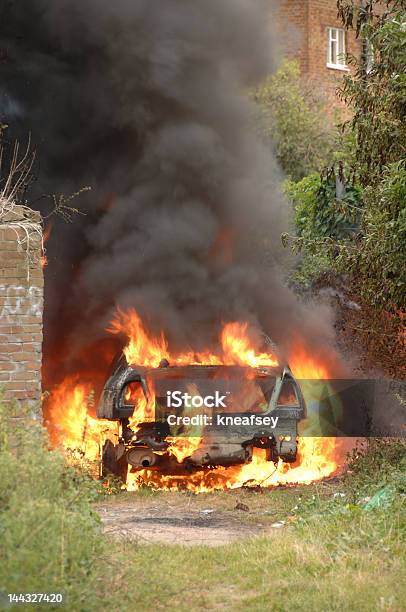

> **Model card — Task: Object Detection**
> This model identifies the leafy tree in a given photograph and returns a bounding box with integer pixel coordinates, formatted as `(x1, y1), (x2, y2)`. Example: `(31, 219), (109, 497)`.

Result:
(339, 161), (406, 308)
(337, 0), (406, 187)
(253, 60), (334, 181)
(336, 0), (406, 310)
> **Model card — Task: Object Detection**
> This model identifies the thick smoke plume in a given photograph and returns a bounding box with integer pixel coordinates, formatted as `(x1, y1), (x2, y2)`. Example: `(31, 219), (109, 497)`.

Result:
(1, 0), (339, 380)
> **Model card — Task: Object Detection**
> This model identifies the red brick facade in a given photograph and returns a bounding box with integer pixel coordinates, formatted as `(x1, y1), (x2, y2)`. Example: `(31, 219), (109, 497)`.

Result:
(271, 0), (363, 112)
(0, 203), (44, 413)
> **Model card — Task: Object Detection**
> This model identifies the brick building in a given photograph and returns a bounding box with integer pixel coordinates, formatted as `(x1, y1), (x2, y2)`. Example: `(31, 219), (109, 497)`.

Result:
(0, 202), (44, 414)
(271, 0), (364, 111)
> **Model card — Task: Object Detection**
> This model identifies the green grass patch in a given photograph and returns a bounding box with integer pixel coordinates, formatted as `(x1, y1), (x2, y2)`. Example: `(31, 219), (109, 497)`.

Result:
(0, 400), (111, 610)
(102, 512), (404, 611)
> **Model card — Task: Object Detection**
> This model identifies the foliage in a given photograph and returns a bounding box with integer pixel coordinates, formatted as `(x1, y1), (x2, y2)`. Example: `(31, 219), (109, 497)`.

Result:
(2, 394), (404, 610)
(0, 399), (108, 609)
(285, 174), (321, 236)
(294, 440), (406, 528)
(285, 170), (361, 241)
(110, 521), (405, 610)
(337, 161), (406, 308)
(335, 0), (406, 310)
(292, 438), (406, 600)
(343, 437), (406, 502)
(253, 60), (334, 181)
(337, 0), (406, 36)
(337, 1), (406, 188)
(285, 2), (406, 313)
(283, 168), (362, 286)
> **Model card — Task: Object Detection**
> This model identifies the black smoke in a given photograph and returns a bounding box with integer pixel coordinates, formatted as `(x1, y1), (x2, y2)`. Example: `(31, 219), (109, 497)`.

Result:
(0, 0), (339, 379)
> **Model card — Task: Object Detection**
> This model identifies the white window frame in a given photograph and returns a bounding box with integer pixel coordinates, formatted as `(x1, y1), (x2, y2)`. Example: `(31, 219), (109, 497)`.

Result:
(327, 27), (348, 71)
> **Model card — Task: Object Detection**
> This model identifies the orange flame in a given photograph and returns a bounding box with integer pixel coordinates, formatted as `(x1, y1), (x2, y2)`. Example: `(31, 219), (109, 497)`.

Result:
(45, 309), (340, 492)
(289, 341), (332, 380)
(41, 223), (52, 269)
(126, 438), (338, 493)
(45, 376), (118, 462)
(109, 309), (278, 367)
(125, 380), (155, 430)
(109, 309), (169, 368)
(221, 322), (278, 367)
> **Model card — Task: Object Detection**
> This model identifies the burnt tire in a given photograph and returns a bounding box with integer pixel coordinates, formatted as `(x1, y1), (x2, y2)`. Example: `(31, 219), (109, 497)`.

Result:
(101, 440), (128, 482)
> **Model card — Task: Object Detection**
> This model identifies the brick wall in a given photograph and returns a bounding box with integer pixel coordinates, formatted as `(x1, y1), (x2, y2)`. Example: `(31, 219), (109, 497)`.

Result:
(0, 202), (44, 415)
(271, 0), (363, 116)
(271, 0), (309, 72)
(307, 0), (362, 112)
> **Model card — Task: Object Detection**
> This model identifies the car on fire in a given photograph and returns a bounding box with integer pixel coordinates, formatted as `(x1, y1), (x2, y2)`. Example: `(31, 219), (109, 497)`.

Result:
(97, 354), (306, 482)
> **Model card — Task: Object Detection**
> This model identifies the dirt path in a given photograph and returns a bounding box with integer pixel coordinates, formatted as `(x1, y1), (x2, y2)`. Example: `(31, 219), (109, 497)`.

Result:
(95, 483), (336, 546)
(97, 501), (267, 545)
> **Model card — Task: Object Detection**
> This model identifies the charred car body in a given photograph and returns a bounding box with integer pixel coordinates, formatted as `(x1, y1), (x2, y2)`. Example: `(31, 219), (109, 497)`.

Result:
(97, 355), (306, 481)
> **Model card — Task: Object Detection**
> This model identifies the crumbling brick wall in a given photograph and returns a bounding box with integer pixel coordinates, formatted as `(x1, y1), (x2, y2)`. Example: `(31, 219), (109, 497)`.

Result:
(0, 202), (44, 414)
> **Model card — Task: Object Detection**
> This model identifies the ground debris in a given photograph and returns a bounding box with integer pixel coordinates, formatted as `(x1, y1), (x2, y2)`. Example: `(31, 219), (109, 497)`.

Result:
(235, 502), (250, 512)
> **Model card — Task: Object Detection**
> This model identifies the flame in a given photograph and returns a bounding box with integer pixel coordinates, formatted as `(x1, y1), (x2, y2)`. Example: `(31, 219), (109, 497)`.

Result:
(45, 309), (340, 492)
(126, 380), (155, 430)
(45, 376), (118, 463)
(109, 309), (278, 367)
(41, 223), (52, 269)
(289, 340), (332, 380)
(220, 322), (278, 367)
(126, 380), (205, 463)
(126, 438), (338, 493)
(166, 437), (202, 463)
(165, 383), (206, 463)
(108, 309), (169, 368)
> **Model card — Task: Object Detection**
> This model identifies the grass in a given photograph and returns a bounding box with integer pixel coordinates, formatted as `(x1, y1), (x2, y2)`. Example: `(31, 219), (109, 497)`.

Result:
(98, 477), (405, 611)
(105, 526), (403, 611)
(0, 400), (107, 611)
(0, 397), (404, 611)
(98, 439), (405, 611)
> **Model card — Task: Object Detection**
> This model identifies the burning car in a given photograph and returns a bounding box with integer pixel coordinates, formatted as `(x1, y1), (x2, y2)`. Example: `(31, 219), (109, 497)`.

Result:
(45, 311), (338, 491)
(97, 354), (306, 482)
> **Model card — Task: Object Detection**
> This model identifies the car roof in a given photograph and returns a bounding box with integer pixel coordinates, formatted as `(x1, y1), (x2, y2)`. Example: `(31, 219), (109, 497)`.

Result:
(132, 364), (284, 379)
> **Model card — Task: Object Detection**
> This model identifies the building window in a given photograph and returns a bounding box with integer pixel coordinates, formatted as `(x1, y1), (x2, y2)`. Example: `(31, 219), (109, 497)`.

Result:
(327, 27), (347, 70)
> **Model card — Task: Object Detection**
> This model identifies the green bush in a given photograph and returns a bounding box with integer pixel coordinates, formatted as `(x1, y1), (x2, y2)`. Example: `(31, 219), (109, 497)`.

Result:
(338, 1), (406, 188)
(339, 161), (406, 308)
(285, 174), (321, 237)
(283, 169), (362, 286)
(253, 60), (334, 180)
(335, 1), (406, 311)
(343, 437), (406, 502)
(0, 400), (107, 610)
(286, 168), (362, 241)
